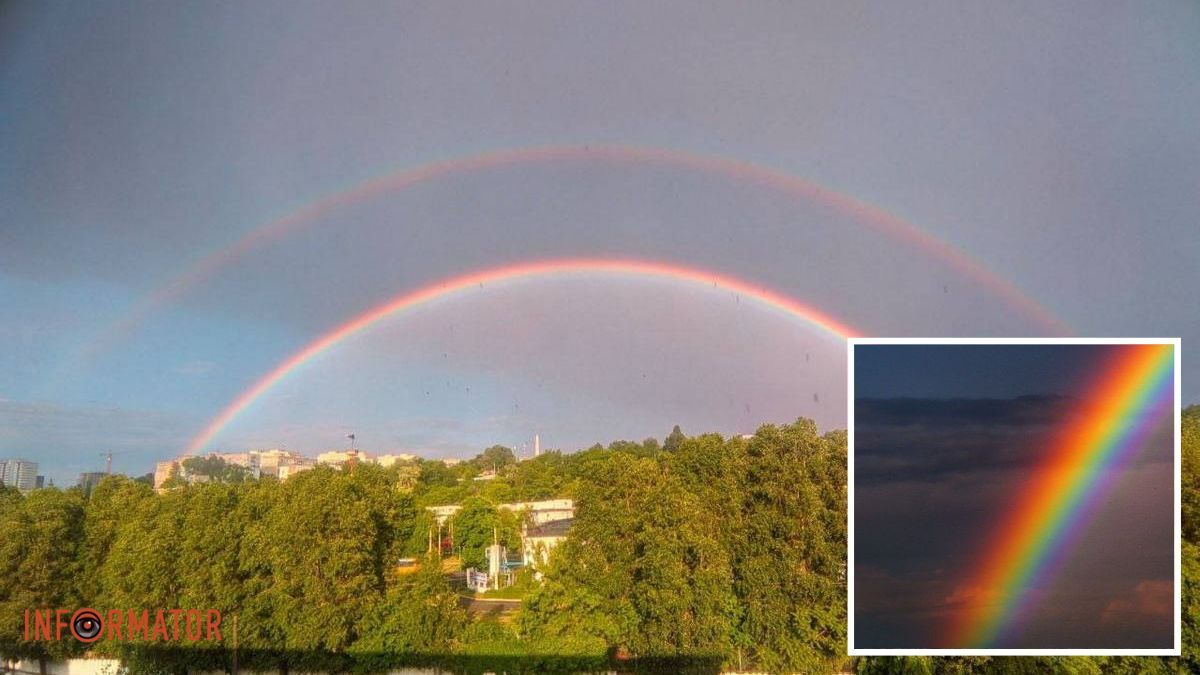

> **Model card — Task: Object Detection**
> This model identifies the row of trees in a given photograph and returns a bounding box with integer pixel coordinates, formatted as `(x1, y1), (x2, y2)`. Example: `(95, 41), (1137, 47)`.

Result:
(520, 420), (847, 672)
(0, 463), (468, 673)
(1, 410), (1197, 673)
(0, 420), (843, 672)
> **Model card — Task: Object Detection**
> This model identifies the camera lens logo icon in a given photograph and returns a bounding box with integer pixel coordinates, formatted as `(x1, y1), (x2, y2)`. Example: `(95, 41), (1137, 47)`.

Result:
(70, 608), (103, 643)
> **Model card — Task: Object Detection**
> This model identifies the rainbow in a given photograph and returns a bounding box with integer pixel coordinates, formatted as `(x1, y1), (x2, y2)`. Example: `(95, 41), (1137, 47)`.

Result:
(948, 343), (1175, 648)
(84, 143), (1067, 363)
(181, 258), (859, 457)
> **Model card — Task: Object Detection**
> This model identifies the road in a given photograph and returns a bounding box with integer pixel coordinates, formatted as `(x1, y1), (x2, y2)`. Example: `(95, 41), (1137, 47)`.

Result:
(459, 595), (522, 621)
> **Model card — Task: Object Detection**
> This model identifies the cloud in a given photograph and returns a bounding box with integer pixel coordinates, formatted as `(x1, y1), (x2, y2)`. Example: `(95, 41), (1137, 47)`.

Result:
(854, 395), (1080, 485)
(0, 399), (195, 483)
(1102, 580), (1173, 624)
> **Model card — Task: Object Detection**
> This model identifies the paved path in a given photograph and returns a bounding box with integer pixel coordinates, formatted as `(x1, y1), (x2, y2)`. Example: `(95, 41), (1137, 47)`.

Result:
(458, 595), (522, 620)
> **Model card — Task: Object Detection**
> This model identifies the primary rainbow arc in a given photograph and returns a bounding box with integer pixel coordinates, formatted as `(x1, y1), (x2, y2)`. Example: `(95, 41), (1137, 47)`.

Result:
(181, 258), (859, 457)
(950, 343), (1175, 648)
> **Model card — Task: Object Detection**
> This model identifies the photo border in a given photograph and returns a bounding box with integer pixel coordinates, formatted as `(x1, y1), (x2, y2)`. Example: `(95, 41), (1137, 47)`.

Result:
(847, 336), (1182, 656)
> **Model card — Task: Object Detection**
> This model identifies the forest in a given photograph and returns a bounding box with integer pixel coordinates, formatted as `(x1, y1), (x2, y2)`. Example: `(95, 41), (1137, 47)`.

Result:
(0, 408), (1197, 674)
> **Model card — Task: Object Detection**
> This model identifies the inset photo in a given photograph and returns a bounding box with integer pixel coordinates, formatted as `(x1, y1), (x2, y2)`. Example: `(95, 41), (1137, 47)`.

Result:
(849, 338), (1180, 655)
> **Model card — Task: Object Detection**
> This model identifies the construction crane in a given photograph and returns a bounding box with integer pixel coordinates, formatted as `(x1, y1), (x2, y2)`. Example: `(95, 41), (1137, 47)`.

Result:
(99, 451), (118, 475)
(346, 433), (358, 474)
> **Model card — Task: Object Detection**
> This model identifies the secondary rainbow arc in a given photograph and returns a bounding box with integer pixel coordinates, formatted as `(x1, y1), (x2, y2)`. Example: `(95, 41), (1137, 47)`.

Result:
(948, 343), (1175, 648)
(180, 258), (859, 458)
(85, 143), (1068, 366)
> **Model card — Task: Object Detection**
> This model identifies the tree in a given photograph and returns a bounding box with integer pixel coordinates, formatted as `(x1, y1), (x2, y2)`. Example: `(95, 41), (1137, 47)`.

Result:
(77, 475), (154, 607)
(0, 488), (87, 668)
(99, 487), (187, 614)
(663, 425), (686, 453)
(472, 445), (517, 473)
(521, 451), (736, 664)
(416, 459), (460, 489)
(181, 455), (250, 483)
(1183, 406), (1200, 542)
(241, 466), (404, 653)
(506, 451), (572, 501)
(733, 420), (846, 673)
(452, 497), (518, 570)
(351, 560), (466, 666)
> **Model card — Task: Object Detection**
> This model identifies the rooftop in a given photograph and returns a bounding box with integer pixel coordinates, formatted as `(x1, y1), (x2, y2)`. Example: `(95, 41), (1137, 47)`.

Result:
(526, 518), (573, 539)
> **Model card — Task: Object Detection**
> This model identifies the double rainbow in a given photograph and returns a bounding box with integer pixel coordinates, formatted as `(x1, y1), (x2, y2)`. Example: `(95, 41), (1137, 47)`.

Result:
(949, 343), (1175, 647)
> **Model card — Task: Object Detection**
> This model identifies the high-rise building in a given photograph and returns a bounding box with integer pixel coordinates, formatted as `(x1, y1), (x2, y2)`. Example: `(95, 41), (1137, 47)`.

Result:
(77, 471), (108, 495)
(0, 459), (39, 492)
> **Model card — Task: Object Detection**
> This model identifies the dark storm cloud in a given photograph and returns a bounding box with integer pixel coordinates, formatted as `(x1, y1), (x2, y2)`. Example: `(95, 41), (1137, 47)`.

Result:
(854, 395), (1073, 484)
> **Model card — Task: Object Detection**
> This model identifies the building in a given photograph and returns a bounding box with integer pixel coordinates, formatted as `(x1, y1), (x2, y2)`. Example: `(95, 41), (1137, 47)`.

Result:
(277, 462), (314, 480)
(503, 499), (575, 525)
(0, 459), (39, 492)
(427, 498), (575, 526)
(154, 460), (179, 489)
(522, 518), (573, 575)
(77, 471), (108, 495)
(317, 449), (368, 467)
(251, 449), (306, 478)
(428, 504), (462, 525)
(216, 452), (261, 479)
(371, 453), (417, 468)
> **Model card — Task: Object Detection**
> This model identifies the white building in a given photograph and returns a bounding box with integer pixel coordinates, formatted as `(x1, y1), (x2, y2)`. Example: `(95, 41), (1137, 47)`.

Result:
(427, 498), (575, 526)
(428, 504), (461, 525)
(216, 452), (261, 479)
(522, 518), (573, 575)
(252, 449), (309, 478)
(277, 463), (314, 480)
(0, 459), (39, 492)
(317, 449), (368, 466)
(371, 453), (417, 468)
(503, 499), (575, 525)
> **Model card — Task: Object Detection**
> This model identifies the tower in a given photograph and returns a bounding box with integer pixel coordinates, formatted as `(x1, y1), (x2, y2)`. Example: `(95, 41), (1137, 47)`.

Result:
(534, 434), (540, 457)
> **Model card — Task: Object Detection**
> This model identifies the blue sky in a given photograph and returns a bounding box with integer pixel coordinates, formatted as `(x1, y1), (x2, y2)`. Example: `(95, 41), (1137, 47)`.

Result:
(2, 1), (1198, 485)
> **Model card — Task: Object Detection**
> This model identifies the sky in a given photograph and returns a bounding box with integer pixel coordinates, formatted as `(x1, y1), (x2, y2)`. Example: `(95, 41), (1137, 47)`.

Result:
(1, 1), (1198, 486)
(853, 344), (1174, 649)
